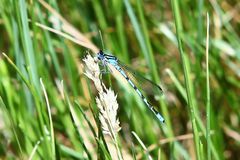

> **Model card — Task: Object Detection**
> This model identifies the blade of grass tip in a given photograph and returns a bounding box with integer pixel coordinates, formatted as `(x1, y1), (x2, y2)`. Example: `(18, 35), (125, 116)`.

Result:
(132, 131), (153, 160)
(29, 140), (41, 160)
(205, 12), (211, 160)
(0, 97), (24, 159)
(165, 68), (187, 101)
(170, 0), (201, 159)
(40, 78), (55, 159)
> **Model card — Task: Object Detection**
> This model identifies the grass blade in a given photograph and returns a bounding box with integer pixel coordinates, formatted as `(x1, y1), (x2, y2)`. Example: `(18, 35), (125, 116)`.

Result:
(170, 0), (201, 159)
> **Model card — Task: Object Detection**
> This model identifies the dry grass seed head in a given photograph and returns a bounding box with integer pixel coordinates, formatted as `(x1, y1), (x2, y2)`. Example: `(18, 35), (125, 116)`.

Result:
(83, 54), (121, 136)
(96, 88), (121, 135)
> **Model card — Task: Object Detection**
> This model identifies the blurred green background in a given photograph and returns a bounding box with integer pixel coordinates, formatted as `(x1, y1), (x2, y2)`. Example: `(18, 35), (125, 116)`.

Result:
(0, 0), (239, 159)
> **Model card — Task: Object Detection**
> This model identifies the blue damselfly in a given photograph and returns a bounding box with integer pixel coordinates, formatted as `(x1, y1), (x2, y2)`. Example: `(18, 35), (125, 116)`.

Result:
(97, 50), (165, 123)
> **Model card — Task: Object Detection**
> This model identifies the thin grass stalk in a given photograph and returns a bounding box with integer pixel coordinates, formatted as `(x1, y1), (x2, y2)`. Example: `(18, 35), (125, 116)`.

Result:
(40, 78), (55, 159)
(205, 13), (211, 160)
(170, 0), (201, 159)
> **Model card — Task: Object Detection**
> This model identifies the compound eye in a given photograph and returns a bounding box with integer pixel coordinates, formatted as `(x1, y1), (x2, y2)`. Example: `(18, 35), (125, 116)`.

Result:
(99, 50), (104, 55)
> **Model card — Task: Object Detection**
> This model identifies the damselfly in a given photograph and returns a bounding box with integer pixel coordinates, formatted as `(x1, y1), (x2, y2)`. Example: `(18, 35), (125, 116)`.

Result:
(97, 50), (165, 123)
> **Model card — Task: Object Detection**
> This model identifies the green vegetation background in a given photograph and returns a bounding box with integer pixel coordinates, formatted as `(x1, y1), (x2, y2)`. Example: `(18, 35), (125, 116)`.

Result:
(0, 0), (239, 159)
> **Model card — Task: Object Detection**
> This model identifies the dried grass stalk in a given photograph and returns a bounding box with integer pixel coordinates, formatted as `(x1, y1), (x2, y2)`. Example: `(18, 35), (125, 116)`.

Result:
(83, 53), (122, 159)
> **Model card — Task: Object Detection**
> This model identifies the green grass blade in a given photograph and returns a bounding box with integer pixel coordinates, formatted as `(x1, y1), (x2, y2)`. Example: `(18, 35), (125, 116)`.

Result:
(205, 13), (211, 160)
(18, 0), (40, 94)
(171, 0), (201, 159)
(0, 97), (24, 159)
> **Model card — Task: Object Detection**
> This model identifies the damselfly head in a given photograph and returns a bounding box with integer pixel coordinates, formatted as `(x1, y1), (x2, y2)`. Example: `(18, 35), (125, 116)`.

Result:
(97, 50), (105, 61)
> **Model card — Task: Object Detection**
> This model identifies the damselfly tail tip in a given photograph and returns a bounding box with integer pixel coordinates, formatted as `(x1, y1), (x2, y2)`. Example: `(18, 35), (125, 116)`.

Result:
(156, 113), (165, 123)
